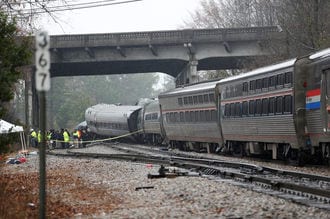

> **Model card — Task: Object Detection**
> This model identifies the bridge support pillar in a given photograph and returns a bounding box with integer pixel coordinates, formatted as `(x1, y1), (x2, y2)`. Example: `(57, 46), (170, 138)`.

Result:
(188, 60), (198, 84)
(176, 59), (199, 87)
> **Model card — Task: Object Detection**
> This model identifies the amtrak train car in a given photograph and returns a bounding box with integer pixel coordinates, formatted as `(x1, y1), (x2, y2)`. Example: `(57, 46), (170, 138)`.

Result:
(140, 99), (164, 145)
(158, 80), (224, 153)
(215, 48), (330, 162)
(216, 59), (300, 159)
(85, 103), (142, 141)
(301, 48), (330, 160)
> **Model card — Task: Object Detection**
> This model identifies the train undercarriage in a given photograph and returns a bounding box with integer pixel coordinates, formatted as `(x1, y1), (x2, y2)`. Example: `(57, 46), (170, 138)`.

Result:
(167, 139), (330, 166)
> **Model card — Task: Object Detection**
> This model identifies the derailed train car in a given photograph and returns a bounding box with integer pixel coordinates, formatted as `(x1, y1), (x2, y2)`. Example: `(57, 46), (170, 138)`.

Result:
(158, 80), (224, 153)
(215, 48), (330, 162)
(139, 99), (165, 145)
(85, 104), (142, 141)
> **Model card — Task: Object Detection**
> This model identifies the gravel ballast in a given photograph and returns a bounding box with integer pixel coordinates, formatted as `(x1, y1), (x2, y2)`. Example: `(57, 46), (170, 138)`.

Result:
(1, 146), (329, 218)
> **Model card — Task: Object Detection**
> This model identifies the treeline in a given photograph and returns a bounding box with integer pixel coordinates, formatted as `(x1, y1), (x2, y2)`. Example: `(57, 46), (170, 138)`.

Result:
(46, 73), (174, 130)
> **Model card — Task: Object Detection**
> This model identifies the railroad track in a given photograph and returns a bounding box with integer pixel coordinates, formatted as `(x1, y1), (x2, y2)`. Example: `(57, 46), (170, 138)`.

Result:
(47, 143), (330, 210)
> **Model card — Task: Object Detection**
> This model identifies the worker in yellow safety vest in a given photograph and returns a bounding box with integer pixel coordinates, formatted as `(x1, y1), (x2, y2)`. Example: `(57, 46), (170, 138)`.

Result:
(63, 129), (70, 149)
(30, 129), (37, 147)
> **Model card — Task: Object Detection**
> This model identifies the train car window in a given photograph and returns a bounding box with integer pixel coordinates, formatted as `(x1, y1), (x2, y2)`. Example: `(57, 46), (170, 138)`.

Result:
(269, 97), (275, 115)
(284, 95), (293, 114)
(225, 104), (230, 117)
(195, 111), (200, 121)
(269, 76), (276, 88)
(200, 110), (206, 121)
(255, 99), (262, 116)
(185, 111), (190, 122)
(203, 94), (209, 103)
(166, 113), (169, 123)
(193, 96), (198, 104)
(249, 80), (256, 92)
(224, 87), (229, 99)
(152, 113), (158, 120)
(230, 103), (235, 117)
(242, 101), (248, 116)
(256, 79), (262, 90)
(188, 96), (193, 105)
(170, 112), (175, 123)
(178, 98), (183, 106)
(235, 102), (242, 117)
(243, 82), (248, 94)
(276, 96), (283, 114)
(262, 78), (269, 90)
(145, 114), (150, 120)
(205, 110), (210, 121)
(174, 112), (179, 123)
(209, 93), (215, 102)
(198, 95), (204, 103)
(211, 110), (217, 121)
(262, 98), (269, 115)
(230, 86), (234, 98)
(276, 74), (284, 88)
(180, 112), (184, 122)
(236, 84), (243, 97)
(190, 111), (195, 122)
(249, 100), (255, 116)
(183, 97), (188, 105)
(284, 72), (293, 85)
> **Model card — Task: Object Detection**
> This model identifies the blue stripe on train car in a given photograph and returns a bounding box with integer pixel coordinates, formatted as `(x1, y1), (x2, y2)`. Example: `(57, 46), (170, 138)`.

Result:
(306, 101), (321, 110)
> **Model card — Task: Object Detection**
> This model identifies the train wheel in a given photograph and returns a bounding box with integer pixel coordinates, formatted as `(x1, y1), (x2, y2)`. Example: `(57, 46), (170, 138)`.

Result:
(286, 149), (306, 166)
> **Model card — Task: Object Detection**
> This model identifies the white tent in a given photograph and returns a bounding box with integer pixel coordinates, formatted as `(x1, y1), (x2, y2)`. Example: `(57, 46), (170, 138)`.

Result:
(0, 119), (27, 151)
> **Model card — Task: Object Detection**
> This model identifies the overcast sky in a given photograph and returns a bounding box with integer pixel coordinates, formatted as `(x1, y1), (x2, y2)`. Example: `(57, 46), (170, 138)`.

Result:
(39, 0), (203, 35)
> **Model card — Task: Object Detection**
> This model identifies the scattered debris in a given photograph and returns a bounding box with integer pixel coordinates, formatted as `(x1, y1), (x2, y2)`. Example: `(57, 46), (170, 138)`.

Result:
(135, 186), (154, 191)
(5, 150), (32, 164)
(27, 203), (36, 210)
(146, 163), (153, 168)
(148, 165), (199, 179)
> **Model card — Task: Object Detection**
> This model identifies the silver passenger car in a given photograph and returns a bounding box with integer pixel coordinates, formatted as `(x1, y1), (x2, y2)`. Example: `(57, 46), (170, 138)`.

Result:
(140, 99), (164, 144)
(159, 80), (223, 152)
(85, 104), (142, 141)
(300, 48), (330, 159)
(215, 48), (330, 161)
(216, 59), (299, 159)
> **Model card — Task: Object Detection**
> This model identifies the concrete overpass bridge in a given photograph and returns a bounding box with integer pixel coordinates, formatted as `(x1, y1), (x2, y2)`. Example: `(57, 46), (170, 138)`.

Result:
(48, 26), (284, 84)
(27, 26), (284, 128)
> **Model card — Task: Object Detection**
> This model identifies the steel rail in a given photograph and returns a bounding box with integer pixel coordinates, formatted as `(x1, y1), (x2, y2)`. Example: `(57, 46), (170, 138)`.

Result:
(46, 148), (330, 210)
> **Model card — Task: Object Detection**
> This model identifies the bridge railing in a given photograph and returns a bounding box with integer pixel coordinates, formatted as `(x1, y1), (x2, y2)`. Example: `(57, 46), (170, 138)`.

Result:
(50, 26), (283, 48)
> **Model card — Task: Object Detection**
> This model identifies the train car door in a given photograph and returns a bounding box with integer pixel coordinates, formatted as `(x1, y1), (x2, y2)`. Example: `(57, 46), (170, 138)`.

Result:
(322, 68), (330, 132)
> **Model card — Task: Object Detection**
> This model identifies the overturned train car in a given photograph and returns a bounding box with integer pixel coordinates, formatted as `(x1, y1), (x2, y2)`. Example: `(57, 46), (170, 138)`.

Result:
(85, 104), (142, 141)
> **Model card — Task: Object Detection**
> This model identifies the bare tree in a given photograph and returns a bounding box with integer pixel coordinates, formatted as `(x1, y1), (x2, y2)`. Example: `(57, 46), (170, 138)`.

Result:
(184, 0), (330, 80)
(275, 0), (330, 56)
(192, 0), (330, 54)
(0, 0), (68, 31)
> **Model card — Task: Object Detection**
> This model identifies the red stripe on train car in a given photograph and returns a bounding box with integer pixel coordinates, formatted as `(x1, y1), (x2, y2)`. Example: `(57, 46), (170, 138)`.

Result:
(306, 88), (320, 97)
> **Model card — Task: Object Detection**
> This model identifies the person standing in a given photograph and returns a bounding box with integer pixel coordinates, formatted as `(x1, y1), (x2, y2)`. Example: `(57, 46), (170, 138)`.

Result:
(37, 130), (42, 148)
(30, 129), (37, 147)
(63, 129), (70, 149)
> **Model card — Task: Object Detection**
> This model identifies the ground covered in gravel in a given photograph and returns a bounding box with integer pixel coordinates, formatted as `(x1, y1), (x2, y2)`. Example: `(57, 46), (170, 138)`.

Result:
(1, 149), (329, 218)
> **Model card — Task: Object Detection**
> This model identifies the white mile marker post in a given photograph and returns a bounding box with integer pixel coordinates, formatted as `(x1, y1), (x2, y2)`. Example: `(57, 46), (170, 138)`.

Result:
(35, 30), (50, 219)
